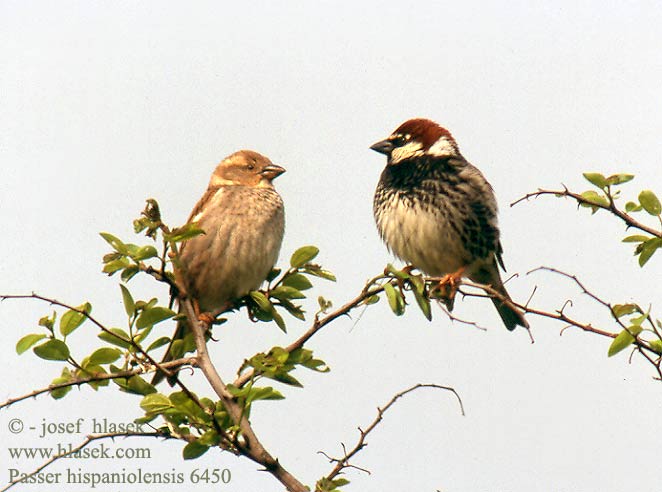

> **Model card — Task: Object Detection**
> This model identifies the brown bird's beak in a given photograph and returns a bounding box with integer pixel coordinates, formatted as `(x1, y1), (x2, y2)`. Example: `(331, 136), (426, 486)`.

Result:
(260, 164), (286, 180)
(370, 139), (393, 156)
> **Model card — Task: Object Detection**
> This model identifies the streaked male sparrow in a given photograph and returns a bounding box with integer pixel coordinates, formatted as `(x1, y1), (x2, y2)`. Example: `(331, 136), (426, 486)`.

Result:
(371, 118), (528, 330)
(153, 150), (286, 384)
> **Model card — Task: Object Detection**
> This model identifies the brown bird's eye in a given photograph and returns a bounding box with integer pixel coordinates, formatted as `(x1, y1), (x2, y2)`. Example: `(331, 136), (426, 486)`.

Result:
(247, 163), (255, 170)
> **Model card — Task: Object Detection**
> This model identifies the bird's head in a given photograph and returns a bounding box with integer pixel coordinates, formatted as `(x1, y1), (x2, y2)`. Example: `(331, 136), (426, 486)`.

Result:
(370, 118), (460, 165)
(210, 150), (285, 188)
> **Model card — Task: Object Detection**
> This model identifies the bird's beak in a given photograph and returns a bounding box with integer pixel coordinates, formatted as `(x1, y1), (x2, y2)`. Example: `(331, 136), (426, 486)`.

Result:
(260, 164), (286, 180)
(370, 139), (393, 156)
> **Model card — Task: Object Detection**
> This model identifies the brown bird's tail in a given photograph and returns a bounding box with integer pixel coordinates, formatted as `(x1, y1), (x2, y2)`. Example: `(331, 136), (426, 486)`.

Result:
(491, 296), (529, 331)
(471, 263), (529, 331)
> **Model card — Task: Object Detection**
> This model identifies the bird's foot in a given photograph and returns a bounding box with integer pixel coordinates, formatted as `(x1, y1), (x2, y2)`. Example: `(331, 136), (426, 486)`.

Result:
(430, 268), (465, 310)
(198, 312), (215, 325)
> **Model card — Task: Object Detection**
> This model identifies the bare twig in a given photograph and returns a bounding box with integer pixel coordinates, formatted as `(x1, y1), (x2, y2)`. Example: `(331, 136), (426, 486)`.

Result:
(319, 383), (464, 488)
(510, 187), (661, 238)
(0, 357), (195, 410)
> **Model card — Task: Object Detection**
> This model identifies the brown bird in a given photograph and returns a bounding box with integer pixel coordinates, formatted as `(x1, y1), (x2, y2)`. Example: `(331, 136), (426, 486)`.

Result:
(153, 150), (286, 384)
(370, 118), (528, 330)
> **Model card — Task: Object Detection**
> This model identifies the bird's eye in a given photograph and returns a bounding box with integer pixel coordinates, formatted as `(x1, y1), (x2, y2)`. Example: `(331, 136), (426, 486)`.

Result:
(247, 163), (255, 170)
(391, 134), (408, 147)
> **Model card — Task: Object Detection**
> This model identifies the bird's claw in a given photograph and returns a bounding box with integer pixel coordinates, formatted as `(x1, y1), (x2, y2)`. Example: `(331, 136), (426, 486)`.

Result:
(198, 312), (216, 325)
(430, 268), (465, 311)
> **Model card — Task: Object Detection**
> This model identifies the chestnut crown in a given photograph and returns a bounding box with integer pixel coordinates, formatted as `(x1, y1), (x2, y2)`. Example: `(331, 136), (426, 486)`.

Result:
(370, 118), (460, 164)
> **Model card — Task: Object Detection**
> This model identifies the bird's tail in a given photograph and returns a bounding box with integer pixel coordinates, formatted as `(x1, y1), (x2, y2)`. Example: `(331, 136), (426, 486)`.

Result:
(471, 263), (529, 331)
(492, 296), (529, 331)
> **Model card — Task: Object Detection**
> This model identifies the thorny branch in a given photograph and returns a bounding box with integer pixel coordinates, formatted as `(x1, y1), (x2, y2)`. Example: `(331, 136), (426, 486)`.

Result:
(5, 178), (661, 492)
(233, 273), (387, 388)
(0, 357), (195, 410)
(318, 384), (465, 488)
(179, 296), (309, 492)
(510, 187), (662, 239)
(0, 294), (172, 381)
(457, 269), (661, 379)
(508, 183), (661, 379)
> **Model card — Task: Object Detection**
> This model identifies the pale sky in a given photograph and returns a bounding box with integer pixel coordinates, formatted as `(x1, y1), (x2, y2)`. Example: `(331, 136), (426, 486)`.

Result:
(2, 2), (662, 491)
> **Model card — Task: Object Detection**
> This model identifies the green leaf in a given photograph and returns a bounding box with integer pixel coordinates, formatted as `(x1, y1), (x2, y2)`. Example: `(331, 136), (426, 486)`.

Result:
(266, 267), (281, 282)
(383, 282), (405, 316)
(79, 364), (107, 382)
(630, 308), (649, 326)
(131, 245), (158, 261)
(250, 291), (286, 332)
(120, 284), (135, 317)
(182, 441), (209, 460)
(197, 430), (221, 447)
(120, 265), (140, 282)
(33, 339), (70, 361)
(648, 340), (662, 355)
(386, 263), (411, 280)
(608, 326), (643, 357)
(282, 273), (313, 291)
(270, 285), (306, 300)
(60, 302), (91, 336)
(625, 201), (642, 212)
(583, 172), (608, 189)
(638, 189), (662, 216)
(290, 348), (330, 372)
(103, 257), (131, 275)
(85, 368), (110, 390)
(88, 347), (122, 365)
(303, 265), (336, 281)
(606, 173), (635, 186)
(250, 291), (273, 312)
(363, 294), (380, 305)
(136, 306), (176, 329)
(290, 245), (319, 268)
(38, 312), (56, 330)
(126, 375), (156, 395)
(140, 393), (173, 414)
(410, 276), (432, 321)
(272, 372), (303, 387)
(16, 333), (47, 355)
(611, 304), (639, 318)
(98, 328), (132, 348)
(272, 310), (287, 333)
(146, 336), (171, 352)
(580, 190), (609, 211)
(638, 238), (662, 267)
(622, 235), (650, 243)
(279, 298), (306, 321)
(316, 477), (351, 492)
(50, 373), (73, 400)
(103, 252), (123, 263)
(99, 232), (127, 254)
(248, 386), (286, 401)
(166, 223), (206, 243)
(318, 296), (333, 312)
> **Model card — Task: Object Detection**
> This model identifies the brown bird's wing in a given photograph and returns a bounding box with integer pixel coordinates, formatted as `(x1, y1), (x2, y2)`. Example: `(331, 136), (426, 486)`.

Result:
(466, 195), (504, 268)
